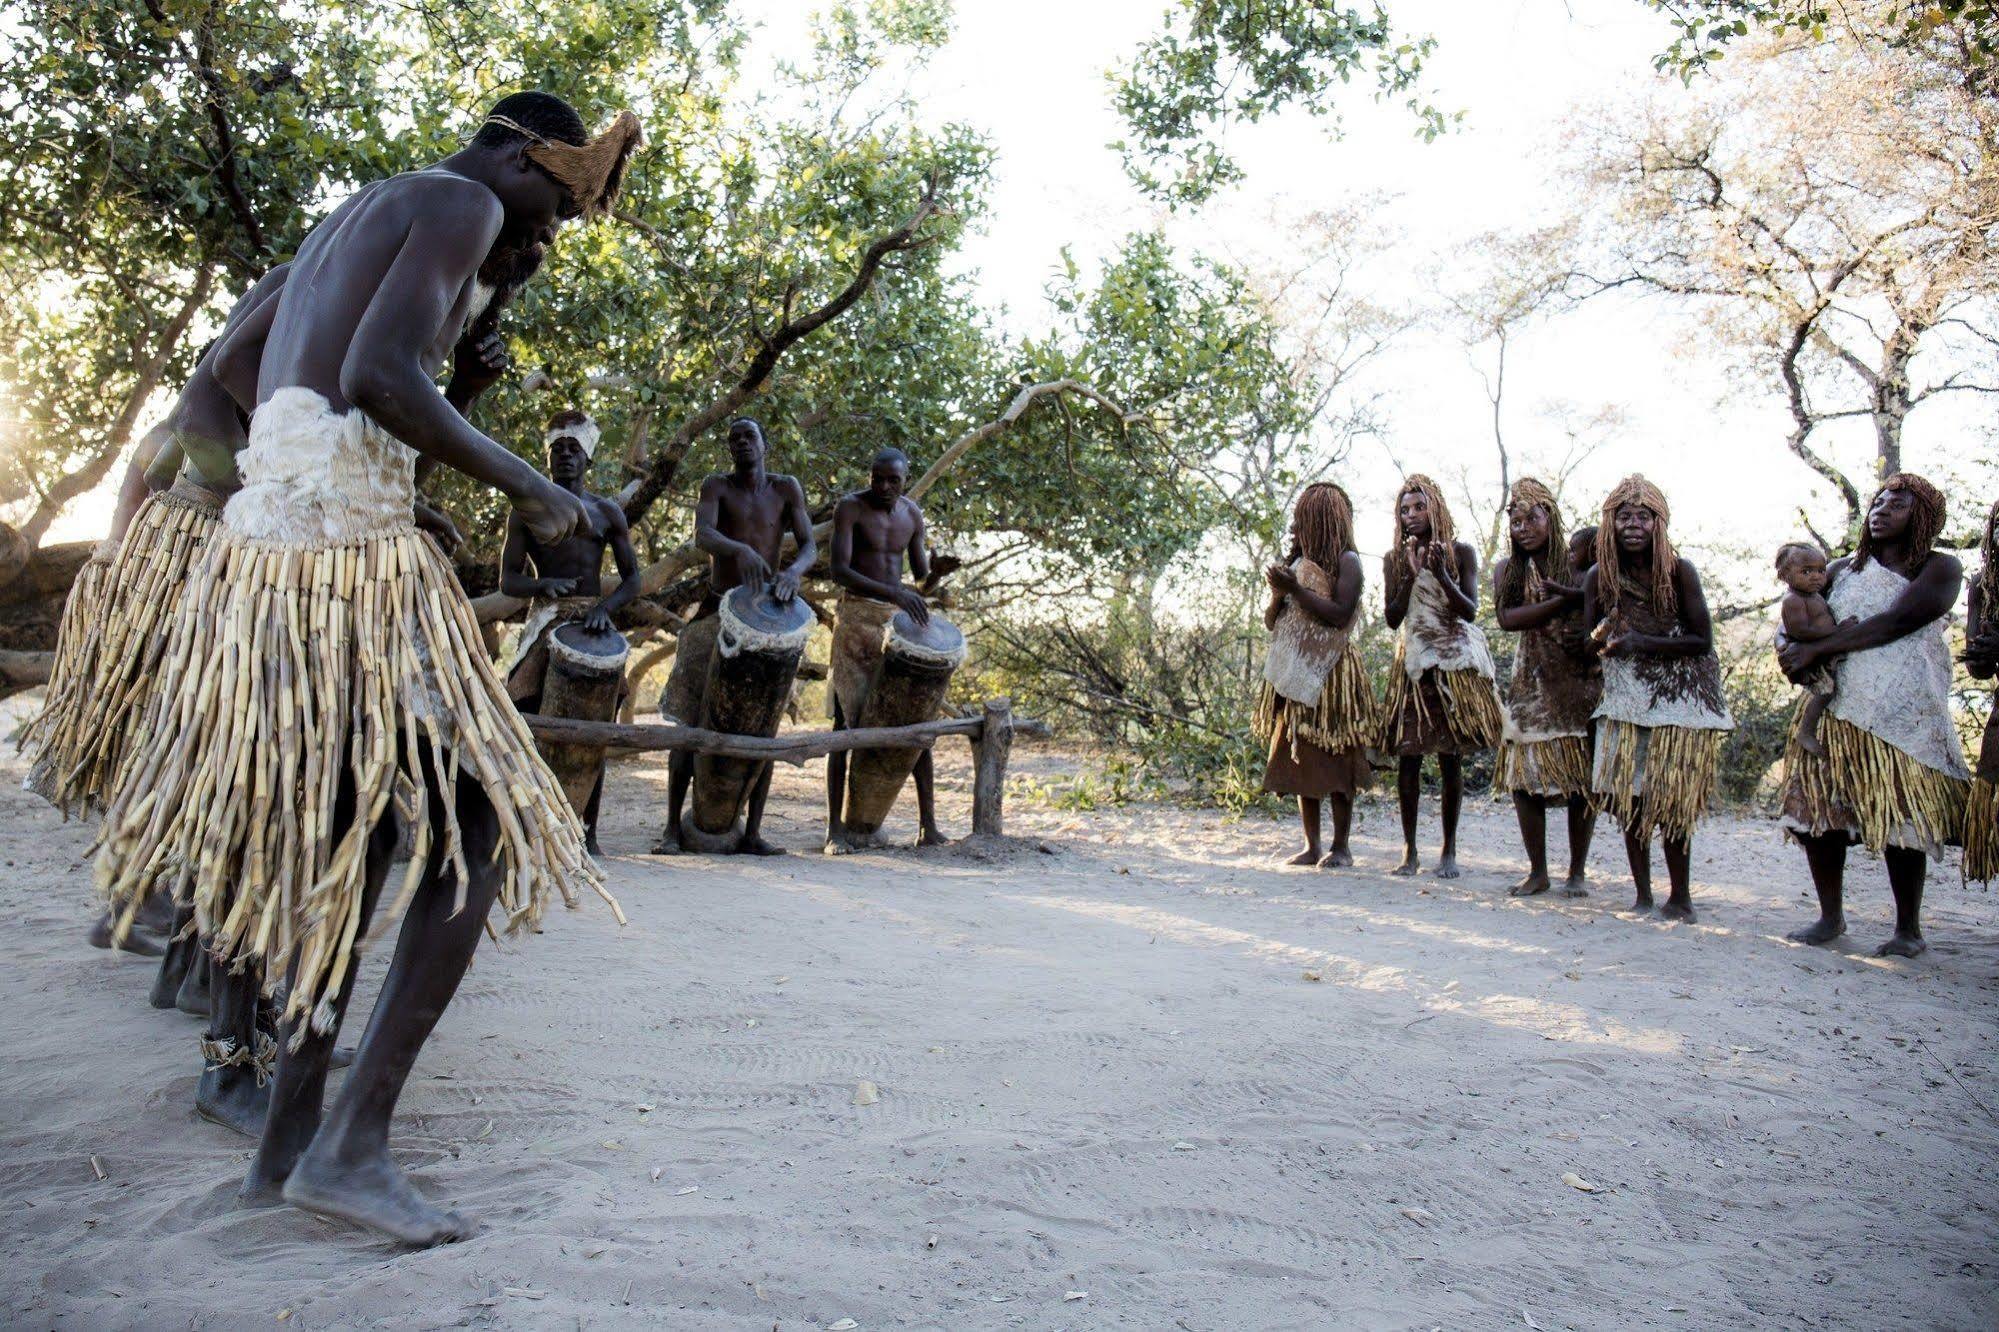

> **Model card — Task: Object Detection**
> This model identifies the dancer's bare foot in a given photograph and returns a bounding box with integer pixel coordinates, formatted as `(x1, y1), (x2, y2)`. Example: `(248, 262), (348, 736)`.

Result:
(1624, 895), (1656, 915)
(1873, 932), (1926, 959)
(916, 825), (949, 848)
(648, 826), (682, 855)
(196, 1063), (271, 1138)
(1558, 874), (1590, 899)
(1659, 900), (1697, 924)
(1509, 872), (1551, 897)
(1433, 854), (1461, 881)
(1319, 846), (1353, 869)
(88, 911), (165, 955)
(1786, 915), (1845, 946)
(585, 832), (604, 858)
(733, 834), (787, 857)
(1285, 848), (1321, 867)
(823, 833), (857, 856)
(284, 1147), (474, 1247)
(1392, 851), (1420, 877)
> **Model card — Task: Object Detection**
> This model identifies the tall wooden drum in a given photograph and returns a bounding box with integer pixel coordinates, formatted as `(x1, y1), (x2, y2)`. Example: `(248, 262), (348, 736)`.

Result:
(684, 585), (814, 850)
(841, 611), (966, 838)
(537, 621), (630, 817)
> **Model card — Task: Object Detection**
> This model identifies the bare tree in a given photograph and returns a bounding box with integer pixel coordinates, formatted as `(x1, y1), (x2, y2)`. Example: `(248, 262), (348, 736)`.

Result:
(1566, 19), (1998, 551)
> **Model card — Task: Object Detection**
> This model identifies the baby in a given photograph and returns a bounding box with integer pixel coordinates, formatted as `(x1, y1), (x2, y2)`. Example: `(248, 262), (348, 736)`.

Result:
(1776, 541), (1840, 756)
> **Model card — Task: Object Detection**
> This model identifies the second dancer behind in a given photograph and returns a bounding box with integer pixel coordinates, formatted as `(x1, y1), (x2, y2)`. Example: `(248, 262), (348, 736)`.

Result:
(1377, 474), (1502, 879)
(1492, 478), (1599, 897)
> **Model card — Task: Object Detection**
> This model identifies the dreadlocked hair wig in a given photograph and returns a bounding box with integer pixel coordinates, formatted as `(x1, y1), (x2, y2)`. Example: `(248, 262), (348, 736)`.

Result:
(1853, 472), (1947, 573)
(1499, 477), (1572, 610)
(1596, 474), (1677, 619)
(1978, 497), (1999, 638)
(1291, 482), (1355, 572)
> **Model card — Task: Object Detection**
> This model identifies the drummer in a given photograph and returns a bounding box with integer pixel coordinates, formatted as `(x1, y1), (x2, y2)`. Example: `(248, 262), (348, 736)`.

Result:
(501, 408), (643, 852)
(826, 447), (944, 851)
(652, 417), (817, 854)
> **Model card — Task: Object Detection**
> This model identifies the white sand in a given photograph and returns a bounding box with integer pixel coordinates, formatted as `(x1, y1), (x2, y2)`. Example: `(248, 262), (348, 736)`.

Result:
(3, 720), (1996, 1329)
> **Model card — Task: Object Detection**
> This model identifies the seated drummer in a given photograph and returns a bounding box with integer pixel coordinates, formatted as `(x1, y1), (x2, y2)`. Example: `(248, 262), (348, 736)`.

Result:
(501, 409), (642, 852)
(825, 447), (944, 852)
(652, 417), (816, 855)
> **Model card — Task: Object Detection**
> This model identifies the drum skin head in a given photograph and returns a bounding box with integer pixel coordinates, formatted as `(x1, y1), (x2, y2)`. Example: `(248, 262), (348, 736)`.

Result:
(551, 619), (629, 661)
(890, 610), (964, 657)
(724, 583), (815, 638)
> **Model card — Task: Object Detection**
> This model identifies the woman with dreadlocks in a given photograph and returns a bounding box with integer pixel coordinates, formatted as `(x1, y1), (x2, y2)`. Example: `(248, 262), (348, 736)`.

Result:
(1778, 474), (1971, 955)
(1379, 475), (1502, 879)
(1258, 482), (1373, 866)
(1581, 476), (1732, 921)
(1962, 498), (1999, 886)
(1492, 478), (1600, 897)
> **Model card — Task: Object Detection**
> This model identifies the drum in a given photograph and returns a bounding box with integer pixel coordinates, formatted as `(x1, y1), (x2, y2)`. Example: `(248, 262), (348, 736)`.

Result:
(841, 610), (966, 838)
(684, 584), (815, 850)
(536, 620), (631, 817)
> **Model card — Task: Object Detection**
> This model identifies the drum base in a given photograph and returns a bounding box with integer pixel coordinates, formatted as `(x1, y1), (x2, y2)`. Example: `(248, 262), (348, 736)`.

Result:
(678, 811), (775, 855)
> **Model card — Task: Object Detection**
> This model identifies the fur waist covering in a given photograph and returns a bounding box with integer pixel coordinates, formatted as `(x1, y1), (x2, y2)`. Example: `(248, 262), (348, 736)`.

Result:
(1497, 613), (1601, 799)
(1779, 561), (1970, 857)
(828, 592), (900, 721)
(1255, 649), (1376, 758)
(1377, 567), (1501, 750)
(1589, 582), (1733, 841)
(24, 483), (224, 818)
(1262, 557), (1350, 705)
(94, 391), (619, 1039)
(18, 535), (121, 809)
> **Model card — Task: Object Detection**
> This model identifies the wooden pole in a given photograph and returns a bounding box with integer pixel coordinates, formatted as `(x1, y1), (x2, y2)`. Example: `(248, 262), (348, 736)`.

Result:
(521, 711), (1048, 765)
(971, 696), (1015, 836)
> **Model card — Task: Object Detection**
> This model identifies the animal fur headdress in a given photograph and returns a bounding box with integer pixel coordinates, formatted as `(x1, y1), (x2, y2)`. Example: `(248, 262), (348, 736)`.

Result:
(1291, 481), (1355, 571)
(1853, 472), (1947, 573)
(484, 109), (643, 220)
(1501, 476), (1572, 609)
(545, 409), (600, 459)
(1596, 474), (1676, 617)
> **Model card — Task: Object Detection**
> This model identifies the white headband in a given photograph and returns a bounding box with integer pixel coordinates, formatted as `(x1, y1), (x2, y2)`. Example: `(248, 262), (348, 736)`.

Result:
(546, 417), (601, 459)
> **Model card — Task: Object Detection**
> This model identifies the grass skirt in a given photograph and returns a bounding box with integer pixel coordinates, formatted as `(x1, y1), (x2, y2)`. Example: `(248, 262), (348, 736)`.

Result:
(1496, 733), (1594, 801)
(96, 526), (622, 1037)
(19, 539), (121, 813)
(27, 488), (222, 818)
(1375, 651), (1502, 754)
(1254, 650), (1376, 756)
(1964, 778), (1996, 885)
(1592, 719), (1723, 843)
(1781, 712), (1967, 859)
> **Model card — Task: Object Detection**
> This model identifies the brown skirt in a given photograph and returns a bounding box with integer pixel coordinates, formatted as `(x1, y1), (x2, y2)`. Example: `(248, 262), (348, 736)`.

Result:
(1263, 730), (1370, 800)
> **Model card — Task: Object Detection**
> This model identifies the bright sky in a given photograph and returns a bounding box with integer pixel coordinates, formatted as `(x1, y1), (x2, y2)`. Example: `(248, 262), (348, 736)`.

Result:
(40, 0), (1995, 583)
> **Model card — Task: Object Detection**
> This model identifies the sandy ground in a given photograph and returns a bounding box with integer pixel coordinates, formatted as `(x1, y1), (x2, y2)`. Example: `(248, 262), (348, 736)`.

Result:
(2, 704), (1996, 1330)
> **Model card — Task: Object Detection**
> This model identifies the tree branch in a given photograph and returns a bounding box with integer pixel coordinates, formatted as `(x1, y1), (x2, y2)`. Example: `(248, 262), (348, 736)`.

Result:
(616, 176), (949, 525)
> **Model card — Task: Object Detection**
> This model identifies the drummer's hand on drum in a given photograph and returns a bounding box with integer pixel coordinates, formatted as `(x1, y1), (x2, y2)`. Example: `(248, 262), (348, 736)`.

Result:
(771, 569), (801, 603)
(892, 586), (931, 626)
(737, 545), (774, 589)
(583, 604), (615, 635)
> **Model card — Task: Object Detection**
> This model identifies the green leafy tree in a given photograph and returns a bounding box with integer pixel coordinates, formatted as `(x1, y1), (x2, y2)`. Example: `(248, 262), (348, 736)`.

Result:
(1111, 0), (1447, 206)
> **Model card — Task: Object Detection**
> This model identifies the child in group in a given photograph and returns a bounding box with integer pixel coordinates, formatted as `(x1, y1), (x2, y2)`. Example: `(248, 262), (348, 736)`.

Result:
(1775, 541), (1841, 757)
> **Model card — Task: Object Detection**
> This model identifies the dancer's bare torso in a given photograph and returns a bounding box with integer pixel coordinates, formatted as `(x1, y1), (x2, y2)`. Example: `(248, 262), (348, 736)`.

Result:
(255, 171), (502, 408)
